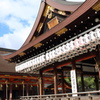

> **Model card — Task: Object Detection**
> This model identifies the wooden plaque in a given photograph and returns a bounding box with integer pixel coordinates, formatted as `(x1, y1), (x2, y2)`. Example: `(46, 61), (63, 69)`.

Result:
(47, 17), (59, 29)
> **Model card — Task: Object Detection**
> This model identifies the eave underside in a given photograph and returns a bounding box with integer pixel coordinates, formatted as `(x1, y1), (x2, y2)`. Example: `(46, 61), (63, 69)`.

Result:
(1, 0), (100, 76)
(3, 0), (99, 61)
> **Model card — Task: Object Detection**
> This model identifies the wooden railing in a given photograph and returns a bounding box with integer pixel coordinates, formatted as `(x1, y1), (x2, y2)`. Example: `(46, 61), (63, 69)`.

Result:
(20, 90), (100, 100)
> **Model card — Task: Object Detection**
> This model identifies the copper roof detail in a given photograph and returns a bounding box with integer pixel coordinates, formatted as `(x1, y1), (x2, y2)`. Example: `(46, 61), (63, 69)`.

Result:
(2, 0), (99, 61)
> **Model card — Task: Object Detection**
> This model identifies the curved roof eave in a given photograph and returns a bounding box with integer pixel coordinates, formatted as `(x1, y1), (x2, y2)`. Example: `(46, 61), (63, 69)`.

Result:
(22, 0), (45, 47)
(22, 0), (82, 47)
(46, 0), (83, 11)
(3, 0), (99, 60)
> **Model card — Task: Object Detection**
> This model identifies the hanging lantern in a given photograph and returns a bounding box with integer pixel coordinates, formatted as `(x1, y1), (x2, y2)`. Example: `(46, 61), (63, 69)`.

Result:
(79, 36), (85, 47)
(74, 38), (80, 49)
(95, 28), (100, 44)
(61, 44), (67, 54)
(69, 41), (75, 51)
(66, 43), (70, 53)
(46, 52), (49, 61)
(84, 34), (90, 45)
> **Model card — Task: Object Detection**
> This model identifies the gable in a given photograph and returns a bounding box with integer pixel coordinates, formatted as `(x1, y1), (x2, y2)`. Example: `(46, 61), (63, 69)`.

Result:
(30, 5), (72, 42)
(23, 0), (82, 46)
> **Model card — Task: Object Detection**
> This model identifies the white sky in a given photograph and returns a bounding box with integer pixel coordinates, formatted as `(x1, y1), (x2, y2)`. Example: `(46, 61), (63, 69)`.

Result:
(0, 0), (85, 50)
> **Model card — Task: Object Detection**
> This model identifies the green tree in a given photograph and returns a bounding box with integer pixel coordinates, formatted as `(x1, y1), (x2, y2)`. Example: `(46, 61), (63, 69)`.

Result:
(65, 76), (99, 92)
(78, 76), (96, 91)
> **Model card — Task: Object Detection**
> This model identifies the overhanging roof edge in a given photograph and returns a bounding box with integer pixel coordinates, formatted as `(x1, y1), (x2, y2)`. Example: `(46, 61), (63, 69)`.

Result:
(2, 0), (99, 61)
(22, 0), (82, 48)
(22, 1), (46, 47)
(46, 0), (82, 11)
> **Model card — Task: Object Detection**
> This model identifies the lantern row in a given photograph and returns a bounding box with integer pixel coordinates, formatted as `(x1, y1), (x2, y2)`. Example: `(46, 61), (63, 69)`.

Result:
(15, 28), (100, 72)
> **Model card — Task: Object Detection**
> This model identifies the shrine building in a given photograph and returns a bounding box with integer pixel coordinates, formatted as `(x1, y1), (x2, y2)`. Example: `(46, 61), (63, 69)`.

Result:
(2, 0), (100, 99)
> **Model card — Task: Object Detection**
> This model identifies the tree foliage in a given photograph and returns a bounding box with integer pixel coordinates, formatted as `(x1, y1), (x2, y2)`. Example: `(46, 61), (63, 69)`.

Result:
(65, 76), (100, 92)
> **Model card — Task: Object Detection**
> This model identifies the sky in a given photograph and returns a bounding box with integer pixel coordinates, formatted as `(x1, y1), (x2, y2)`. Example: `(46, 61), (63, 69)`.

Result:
(0, 0), (85, 50)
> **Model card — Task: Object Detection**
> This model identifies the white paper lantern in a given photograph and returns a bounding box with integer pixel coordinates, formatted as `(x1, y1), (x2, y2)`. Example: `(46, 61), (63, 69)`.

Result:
(58, 46), (63, 56)
(79, 36), (85, 47)
(74, 38), (80, 49)
(31, 59), (34, 66)
(95, 28), (100, 42)
(49, 51), (52, 60)
(46, 52), (49, 61)
(41, 54), (45, 62)
(30, 60), (33, 67)
(55, 48), (59, 57)
(27, 61), (29, 68)
(84, 34), (90, 45)
(69, 41), (75, 51)
(66, 43), (70, 53)
(52, 50), (56, 59)
(22, 63), (26, 69)
(36, 58), (39, 65)
(19, 65), (22, 71)
(61, 44), (67, 54)
(15, 66), (18, 71)
(22, 63), (25, 70)
(21, 64), (23, 70)
(34, 58), (37, 65)
(36, 57), (40, 64)
(89, 31), (96, 42)
(49, 50), (54, 60)
(40, 55), (43, 63)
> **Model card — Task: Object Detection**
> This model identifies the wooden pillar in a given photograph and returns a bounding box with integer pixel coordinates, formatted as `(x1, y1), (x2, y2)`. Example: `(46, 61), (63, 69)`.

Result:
(96, 45), (100, 78)
(37, 84), (39, 95)
(95, 75), (99, 90)
(39, 70), (44, 96)
(5, 84), (8, 100)
(22, 84), (24, 96)
(71, 60), (78, 96)
(81, 65), (85, 92)
(3, 85), (6, 100)
(31, 85), (34, 95)
(26, 84), (29, 96)
(81, 72), (85, 92)
(61, 70), (65, 93)
(53, 66), (58, 94)
(9, 84), (12, 100)
(18, 85), (22, 97)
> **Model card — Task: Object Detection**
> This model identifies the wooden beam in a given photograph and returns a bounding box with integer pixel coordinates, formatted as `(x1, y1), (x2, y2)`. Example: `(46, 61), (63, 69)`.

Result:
(39, 70), (44, 96)
(71, 60), (78, 93)
(9, 84), (12, 100)
(61, 70), (65, 93)
(3, 0), (98, 60)
(42, 51), (96, 73)
(83, 72), (98, 76)
(53, 66), (58, 94)
(80, 65), (85, 92)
